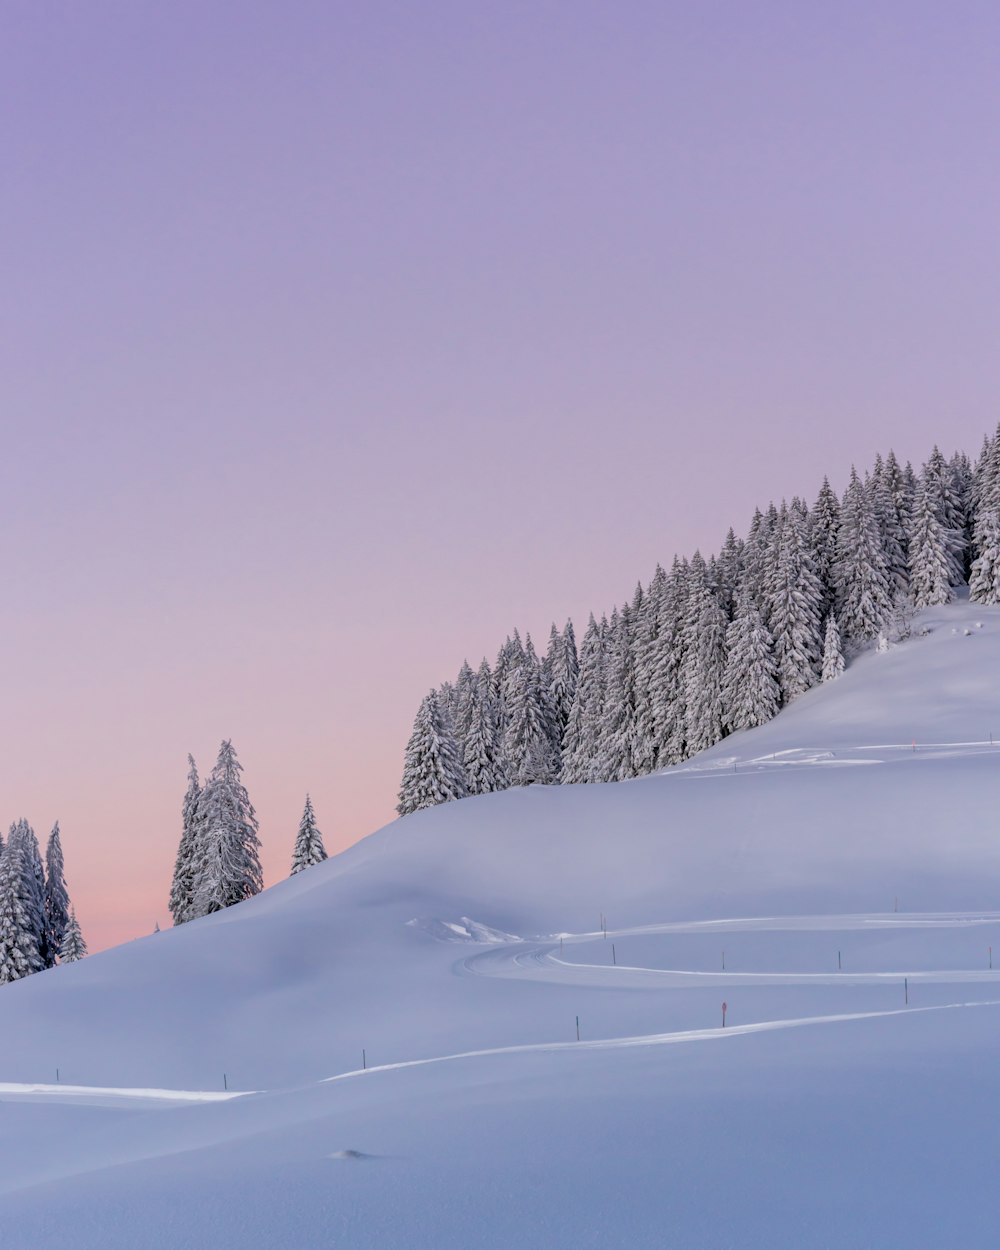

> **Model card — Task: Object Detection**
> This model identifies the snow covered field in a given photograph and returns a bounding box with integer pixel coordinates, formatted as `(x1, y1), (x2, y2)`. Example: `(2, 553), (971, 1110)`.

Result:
(3, 599), (1000, 1248)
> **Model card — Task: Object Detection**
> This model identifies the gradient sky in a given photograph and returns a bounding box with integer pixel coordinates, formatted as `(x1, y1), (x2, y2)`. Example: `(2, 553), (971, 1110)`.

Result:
(4, 2), (1000, 950)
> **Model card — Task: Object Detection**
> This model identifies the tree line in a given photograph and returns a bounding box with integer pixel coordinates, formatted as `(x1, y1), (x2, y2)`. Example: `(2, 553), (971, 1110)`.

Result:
(0, 820), (85, 985)
(169, 740), (328, 926)
(398, 429), (1000, 814)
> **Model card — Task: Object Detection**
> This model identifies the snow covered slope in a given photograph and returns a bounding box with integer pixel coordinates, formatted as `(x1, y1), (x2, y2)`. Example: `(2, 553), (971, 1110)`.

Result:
(3, 598), (1000, 1248)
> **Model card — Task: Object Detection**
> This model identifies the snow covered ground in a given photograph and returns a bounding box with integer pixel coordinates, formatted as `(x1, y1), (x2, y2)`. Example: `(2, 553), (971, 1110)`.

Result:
(3, 598), (1000, 1248)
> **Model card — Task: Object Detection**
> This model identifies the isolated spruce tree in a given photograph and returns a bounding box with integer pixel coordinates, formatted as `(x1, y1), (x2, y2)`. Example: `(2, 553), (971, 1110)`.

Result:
(907, 476), (952, 608)
(969, 512), (1000, 604)
(169, 755), (202, 926)
(59, 909), (88, 963)
(189, 741), (264, 917)
(44, 822), (71, 957)
(835, 468), (893, 646)
(397, 689), (468, 814)
(722, 592), (780, 732)
(9, 820), (50, 968)
(821, 613), (846, 682)
(463, 661), (508, 794)
(290, 795), (327, 875)
(0, 843), (43, 983)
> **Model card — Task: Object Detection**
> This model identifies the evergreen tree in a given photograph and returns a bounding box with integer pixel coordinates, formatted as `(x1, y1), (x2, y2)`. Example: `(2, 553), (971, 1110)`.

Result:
(397, 690), (468, 814)
(290, 795), (327, 875)
(463, 660), (508, 794)
(722, 592), (780, 731)
(682, 555), (728, 755)
(649, 559), (689, 765)
(715, 528), (744, 621)
(0, 841), (43, 983)
(59, 909), (88, 963)
(835, 468), (893, 646)
(922, 445), (967, 586)
(632, 566), (665, 774)
(190, 741), (264, 917)
(908, 475), (952, 608)
(821, 613), (846, 682)
(547, 620), (580, 743)
(450, 661), (477, 756)
(809, 477), (841, 617)
(870, 454), (909, 600)
(169, 755), (202, 926)
(8, 820), (50, 968)
(561, 615), (605, 783)
(767, 502), (823, 703)
(969, 511), (1000, 605)
(504, 635), (558, 785)
(602, 605), (641, 781)
(44, 822), (70, 958)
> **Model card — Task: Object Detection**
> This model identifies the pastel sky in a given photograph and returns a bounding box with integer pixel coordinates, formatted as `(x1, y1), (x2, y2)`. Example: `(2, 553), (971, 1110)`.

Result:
(4, 2), (1000, 950)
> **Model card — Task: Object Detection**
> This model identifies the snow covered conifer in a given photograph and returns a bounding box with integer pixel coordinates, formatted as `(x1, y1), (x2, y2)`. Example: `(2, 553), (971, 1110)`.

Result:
(59, 909), (88, 963)
(8, 820), (50, 968)
(0, 842), (43, 983)
(463, 660), (508, 794)
(547, 620), (579, 743)
(821, 613), (846, 682)
(907, 475), (952, 608)
(922, 445), (967, 586)
(169, 755), (202, 926)
(44, 822), (71, 957)
(290, 795), (327, 875)
(767, 502), (823, 703)
(969, 512), (1000, 604)
(835, 468), (893, 646)
(190, 741), (264, 917)
(561, 615), (606, 783)
(722, 592), (780, 732)
(504, 635), (558, 785)
(602, 605), (640, 781)
(397, 689), (468, 815)
(682, 555), (728, 755)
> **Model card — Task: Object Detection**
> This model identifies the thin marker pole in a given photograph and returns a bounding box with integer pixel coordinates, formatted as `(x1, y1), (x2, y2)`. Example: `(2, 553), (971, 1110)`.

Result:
(838, 950), (841, 972)
(223, 1073), (228, 1091)
(722, 950), (725, 971)
(722, 1001), (727, 1029)
(363, 1049), (367, 1070)
(904, 977), (908, 1005)
(56, 1068), (59, 1084)
(576, 1015), (580, 1042)
(612, 943), (616, 966)
(990, 946), (993, 971)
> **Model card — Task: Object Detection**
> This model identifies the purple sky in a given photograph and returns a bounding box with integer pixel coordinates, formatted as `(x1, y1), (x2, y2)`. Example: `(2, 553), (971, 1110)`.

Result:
(4, 2), (1000, 949)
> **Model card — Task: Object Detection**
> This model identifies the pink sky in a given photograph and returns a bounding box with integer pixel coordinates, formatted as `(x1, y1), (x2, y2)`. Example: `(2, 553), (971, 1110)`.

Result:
(4, 2), (1000, 949)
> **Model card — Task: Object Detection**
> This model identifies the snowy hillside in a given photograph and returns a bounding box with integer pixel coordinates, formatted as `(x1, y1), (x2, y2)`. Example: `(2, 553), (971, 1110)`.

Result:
(3, 598), (1000, 1248)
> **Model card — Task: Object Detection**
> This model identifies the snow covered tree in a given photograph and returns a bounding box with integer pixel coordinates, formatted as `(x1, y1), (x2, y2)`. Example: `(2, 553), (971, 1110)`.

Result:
(922, 445), (967, 586)
(0, 842), (43, 983)
(189, 740), (264, 917)
(601, 605), (641, 781)
(821, 613), (846, 682)
(59, 909), (87, 963)
(397, 689), (468, 814)
(290, 795), (327, 875)
(169, 755), (202, 926)
(722, 593), (780, 731)
(907, 475), (952, 608)
(463, 660), (508, 794)
(450, 661), (477, 757)
(970, 512), (1000, 605)
(870, 454), (909, 600)
(834, 468), (893, 646)
(8, 820), (50, 968)
(632, 566), (665, 774)
(547, 620), (579, 744)
(504, 635), (558, 785)
(648, 559), (688, 765)
(44, 822), (70, 958)
(682, 555), (728, 755)
(767, 502), (823, 703)
(561, 615), (607, 782)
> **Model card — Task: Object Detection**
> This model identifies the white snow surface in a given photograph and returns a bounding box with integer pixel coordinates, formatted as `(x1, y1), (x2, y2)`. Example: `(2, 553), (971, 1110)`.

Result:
(3, 599), (1000, 1247)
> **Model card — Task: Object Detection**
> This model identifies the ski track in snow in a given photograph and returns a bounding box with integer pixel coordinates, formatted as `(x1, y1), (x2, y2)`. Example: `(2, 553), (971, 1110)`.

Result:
(0, 1083), (251, 1107)
(670, 738), (1000, 776)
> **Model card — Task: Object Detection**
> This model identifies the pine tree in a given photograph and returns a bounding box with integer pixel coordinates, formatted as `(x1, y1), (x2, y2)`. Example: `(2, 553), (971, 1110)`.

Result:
(169, 755), (202, 926)
(682, 555), (728, 755)
(632, 566), (665, 774)
(561, 615), (606, 783)
(922, 446), (967, 586)
(722, 592), (780, 731)
(908, 475), (952, 608)
(547, 620), (579, 744)
(450, 661), (477, 757)
(44, 822), (71, 958)
(463, 660), (508, 794)
(397, 690), (469, 814)
(504, 635), (558, 785)
(8, 820), (50, 968)
(767, 502), (823, 703)
(189, 741), (264, 917)
(835, 468), (893, 646)
(290, 795), (327, 875)
(602, 605), (640, 781)
(821, 613), (846, 682)
(649, 559), (688, 765)
(0, 841), (43, 983)
(969, 511), (1000, 604)
(59, 909), (88, 963)
(870, 454), (909, 600)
